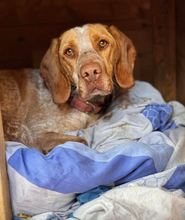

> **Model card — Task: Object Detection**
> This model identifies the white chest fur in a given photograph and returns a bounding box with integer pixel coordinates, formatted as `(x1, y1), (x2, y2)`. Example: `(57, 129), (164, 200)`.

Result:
(27, 75), (98, 136)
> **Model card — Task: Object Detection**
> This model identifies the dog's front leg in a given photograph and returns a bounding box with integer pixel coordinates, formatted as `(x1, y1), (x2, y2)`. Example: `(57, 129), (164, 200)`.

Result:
(36, 132), (88, 154)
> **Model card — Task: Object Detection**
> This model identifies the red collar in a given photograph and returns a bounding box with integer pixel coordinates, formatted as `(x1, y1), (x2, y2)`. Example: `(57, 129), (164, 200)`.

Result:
(68, 94), (104, 114)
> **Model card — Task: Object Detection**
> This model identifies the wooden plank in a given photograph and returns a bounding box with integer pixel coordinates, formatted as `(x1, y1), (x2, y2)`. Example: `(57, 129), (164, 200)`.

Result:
(0, 59), (33, 70)
(0, 19), (152, 65)
(0, 0), (151, 26)
(134, 52), (154, 85)
(0, 108), (12, 220)
(152, 0), (176, 102)
(111, 19), (153, 54)
(176, 0), (185, 105)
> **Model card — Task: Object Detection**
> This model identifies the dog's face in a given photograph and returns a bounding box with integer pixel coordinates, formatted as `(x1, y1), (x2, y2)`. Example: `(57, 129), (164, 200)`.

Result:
(40, 24), (136, 103)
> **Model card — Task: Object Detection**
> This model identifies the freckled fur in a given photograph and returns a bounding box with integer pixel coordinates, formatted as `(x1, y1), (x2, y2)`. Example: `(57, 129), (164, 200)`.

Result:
(0, 23), (136, 153)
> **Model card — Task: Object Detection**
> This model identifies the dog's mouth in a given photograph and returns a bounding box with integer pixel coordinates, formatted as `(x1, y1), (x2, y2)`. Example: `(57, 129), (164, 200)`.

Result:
(91, 86), (111, 95)
(71, 84), (112, 101)
(69, 83), (113, 113)
(91, 86), (103, 93)
(83, 85), (112, 101)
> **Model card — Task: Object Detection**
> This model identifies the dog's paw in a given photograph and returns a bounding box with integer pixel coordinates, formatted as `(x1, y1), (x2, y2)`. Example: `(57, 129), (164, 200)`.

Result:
(75, 137), (88, 146)
(41, 136), (88, 154)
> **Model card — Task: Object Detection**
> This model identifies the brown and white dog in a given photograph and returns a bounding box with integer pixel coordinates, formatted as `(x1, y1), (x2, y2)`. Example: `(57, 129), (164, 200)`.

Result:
(0, 23), (136, 153)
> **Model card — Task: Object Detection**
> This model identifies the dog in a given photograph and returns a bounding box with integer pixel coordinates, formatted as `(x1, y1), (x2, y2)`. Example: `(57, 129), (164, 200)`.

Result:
(0, 23), (136, 153)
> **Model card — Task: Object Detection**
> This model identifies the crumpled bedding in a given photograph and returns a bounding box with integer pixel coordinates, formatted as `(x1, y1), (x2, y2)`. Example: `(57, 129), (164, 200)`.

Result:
(6, 80), (185, 220)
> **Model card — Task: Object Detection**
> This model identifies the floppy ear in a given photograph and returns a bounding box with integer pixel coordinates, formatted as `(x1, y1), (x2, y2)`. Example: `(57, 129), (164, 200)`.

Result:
(108, 26), (136, 89)
(40, 38), (70, 104)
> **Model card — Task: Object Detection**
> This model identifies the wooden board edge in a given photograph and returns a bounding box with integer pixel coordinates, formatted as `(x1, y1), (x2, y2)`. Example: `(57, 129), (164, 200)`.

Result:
(0, 106), (12, 219)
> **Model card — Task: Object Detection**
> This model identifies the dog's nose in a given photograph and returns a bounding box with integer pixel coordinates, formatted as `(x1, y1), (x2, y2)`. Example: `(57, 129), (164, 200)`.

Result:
(80, 63), (102, 82)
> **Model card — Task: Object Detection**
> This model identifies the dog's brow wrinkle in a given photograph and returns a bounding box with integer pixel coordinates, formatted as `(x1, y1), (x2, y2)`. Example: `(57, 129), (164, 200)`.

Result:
(72, 26), (93, 53)
(72, 25), (103, 66)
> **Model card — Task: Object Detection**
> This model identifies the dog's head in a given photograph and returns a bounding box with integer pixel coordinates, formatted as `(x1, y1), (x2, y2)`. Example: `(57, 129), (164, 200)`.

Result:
(40, 23), (136, 104)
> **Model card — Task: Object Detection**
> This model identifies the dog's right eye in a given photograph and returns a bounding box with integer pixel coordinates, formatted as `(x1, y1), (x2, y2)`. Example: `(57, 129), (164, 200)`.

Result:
(99, 40), (108, 49)
(65, 48), (74, 57)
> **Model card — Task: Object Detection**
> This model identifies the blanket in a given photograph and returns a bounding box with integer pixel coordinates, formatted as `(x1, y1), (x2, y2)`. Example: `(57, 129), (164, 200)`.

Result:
(6, 80), (185, 220)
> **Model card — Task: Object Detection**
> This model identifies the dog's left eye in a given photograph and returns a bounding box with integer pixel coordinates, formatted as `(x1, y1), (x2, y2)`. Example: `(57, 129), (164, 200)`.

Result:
(65, 48), (74, 57)
(99, 40), (108, 48)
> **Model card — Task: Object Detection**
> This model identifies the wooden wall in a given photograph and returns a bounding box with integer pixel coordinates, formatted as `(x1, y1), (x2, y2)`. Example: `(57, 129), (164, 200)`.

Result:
(0, 0), (183, 104)
(176, 0), (185, 105)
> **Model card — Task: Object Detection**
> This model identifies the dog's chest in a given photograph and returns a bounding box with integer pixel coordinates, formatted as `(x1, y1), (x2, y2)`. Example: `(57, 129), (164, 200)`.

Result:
(27, 87), (97, 135)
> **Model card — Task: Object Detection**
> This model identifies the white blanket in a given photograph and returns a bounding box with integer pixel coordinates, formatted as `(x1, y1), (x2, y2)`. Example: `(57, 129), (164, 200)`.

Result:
(7, 80), (185, 220)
